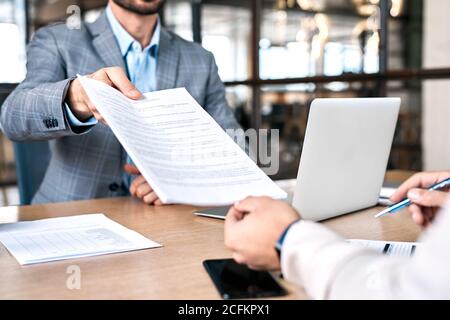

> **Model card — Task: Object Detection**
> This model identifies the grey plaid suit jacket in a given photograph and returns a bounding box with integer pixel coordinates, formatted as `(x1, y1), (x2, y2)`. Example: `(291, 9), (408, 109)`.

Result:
(0, 11), (242, 204)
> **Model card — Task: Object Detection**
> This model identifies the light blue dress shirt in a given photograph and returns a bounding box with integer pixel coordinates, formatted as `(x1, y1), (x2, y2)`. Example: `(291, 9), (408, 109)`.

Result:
(65, 5), (161, 128)
(65, 5), (161, 190)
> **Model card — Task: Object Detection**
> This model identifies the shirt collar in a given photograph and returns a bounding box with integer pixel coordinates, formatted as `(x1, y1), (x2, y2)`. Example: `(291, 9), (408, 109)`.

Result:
(106, 5), (161, 57)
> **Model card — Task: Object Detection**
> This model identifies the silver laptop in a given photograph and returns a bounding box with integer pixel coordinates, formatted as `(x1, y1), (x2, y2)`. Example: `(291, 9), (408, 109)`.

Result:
(292, 98), (400, 221)
(195, 98), (400, 221)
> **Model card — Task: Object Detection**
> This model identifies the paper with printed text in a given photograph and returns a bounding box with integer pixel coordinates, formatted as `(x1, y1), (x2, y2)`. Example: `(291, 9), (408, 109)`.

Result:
(78, 76), (287, 206)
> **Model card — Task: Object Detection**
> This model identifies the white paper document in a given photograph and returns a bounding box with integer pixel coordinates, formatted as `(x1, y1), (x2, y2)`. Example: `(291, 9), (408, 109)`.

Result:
(347, 239), (420, 257)
(0, 214), (161, 265)
(78, 76), (287, 206)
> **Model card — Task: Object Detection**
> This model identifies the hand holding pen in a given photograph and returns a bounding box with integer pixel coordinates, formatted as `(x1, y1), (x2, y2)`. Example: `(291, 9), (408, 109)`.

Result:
(376, 172), (450, 227)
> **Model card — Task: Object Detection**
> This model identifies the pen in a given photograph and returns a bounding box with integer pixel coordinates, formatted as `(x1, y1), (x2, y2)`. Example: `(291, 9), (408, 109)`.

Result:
(375, 177), (450, 218)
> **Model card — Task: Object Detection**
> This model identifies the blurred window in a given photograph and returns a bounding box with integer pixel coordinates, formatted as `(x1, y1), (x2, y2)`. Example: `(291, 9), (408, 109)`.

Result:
(0, 0), (26, 83)
(164, 0), (193, 41)
(260, 1), (381, 79)
(201, 2), (251, 82)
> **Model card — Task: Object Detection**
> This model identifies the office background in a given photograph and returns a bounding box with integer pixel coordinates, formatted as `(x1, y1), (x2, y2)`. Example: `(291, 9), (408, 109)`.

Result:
(1, 0), (450, 206)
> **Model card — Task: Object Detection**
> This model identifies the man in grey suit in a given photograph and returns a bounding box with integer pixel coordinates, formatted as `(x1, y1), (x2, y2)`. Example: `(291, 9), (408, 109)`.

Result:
(0, 0), (242, 205)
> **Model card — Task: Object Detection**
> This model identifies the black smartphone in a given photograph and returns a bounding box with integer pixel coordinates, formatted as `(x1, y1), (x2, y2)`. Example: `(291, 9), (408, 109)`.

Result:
(203, 259), (287, 299)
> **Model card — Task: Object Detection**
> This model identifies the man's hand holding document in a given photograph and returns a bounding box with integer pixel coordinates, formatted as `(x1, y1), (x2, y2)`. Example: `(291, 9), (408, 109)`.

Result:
(78, 76), (286, 206)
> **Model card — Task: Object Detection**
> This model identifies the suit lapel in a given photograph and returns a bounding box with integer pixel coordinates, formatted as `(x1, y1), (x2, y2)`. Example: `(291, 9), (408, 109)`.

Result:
(86, 12), (126, 71)
(157, 29), (179, 90)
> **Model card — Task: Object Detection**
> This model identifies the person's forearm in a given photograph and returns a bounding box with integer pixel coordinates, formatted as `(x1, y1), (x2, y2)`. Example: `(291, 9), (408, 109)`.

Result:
(281, 211), (450, 300)
(0, 25), (90, 141)
(281, 221), (409, 299)
(281, 221), (373, 299)
(0, 79), (80, 141)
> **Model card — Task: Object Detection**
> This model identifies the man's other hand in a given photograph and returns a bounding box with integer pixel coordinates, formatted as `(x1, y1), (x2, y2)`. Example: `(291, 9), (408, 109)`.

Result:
(124, 164), (163, 206)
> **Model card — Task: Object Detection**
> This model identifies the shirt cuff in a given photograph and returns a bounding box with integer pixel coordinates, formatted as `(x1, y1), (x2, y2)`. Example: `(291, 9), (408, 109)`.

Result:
(276, 219), (301, 254)
(64, 103), (98, 127)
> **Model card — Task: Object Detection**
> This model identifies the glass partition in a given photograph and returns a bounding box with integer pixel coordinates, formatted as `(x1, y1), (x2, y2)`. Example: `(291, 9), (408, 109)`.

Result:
(164, 0), (193, 41)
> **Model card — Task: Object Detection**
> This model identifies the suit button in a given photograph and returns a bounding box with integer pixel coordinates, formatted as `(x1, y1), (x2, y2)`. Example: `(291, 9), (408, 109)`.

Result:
(109, 183), (120, 192)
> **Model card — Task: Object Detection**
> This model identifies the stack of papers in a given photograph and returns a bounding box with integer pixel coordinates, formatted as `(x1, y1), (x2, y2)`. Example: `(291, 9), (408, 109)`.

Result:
(0, 214), (161, 265)
(347, 239), (419, 257)
(78, 76), (287, 206)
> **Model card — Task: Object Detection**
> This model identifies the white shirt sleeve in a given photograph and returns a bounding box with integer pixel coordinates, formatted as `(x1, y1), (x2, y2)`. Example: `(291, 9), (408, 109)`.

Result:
(281, 204), (450, 300)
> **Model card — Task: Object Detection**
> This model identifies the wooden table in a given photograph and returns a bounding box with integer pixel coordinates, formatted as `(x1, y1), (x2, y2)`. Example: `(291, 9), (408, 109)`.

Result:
(0, 171), (421, 300)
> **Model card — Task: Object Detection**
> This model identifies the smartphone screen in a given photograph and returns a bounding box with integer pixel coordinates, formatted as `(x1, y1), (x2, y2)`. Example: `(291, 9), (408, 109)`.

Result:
(203, 259), (287, 299)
